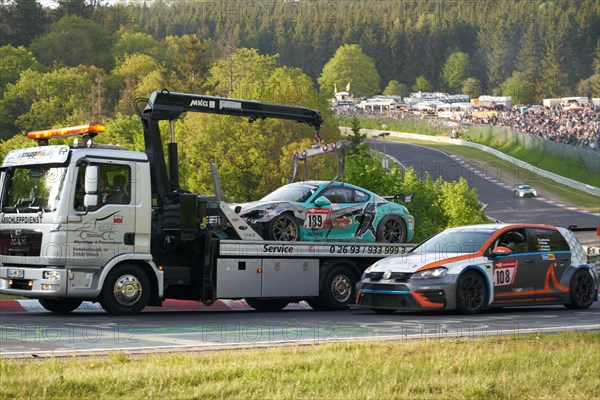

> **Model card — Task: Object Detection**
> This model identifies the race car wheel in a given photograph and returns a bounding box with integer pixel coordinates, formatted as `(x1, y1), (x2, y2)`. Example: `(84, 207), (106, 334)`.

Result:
(245, 298), (289, 312)
(564, 269), (595, 310)
(375, 215), (407, 243)
(264, 213), (300, 241)
(38, 299), (83, 314)
(100, 264), (150, 315)
(456, 270), (486, 314)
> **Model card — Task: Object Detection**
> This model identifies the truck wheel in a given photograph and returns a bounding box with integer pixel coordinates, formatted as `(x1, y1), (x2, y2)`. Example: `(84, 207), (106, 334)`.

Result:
(456, 270), (486, 314)
(100, 264), (150, 315)
(244, 298), (289, 312)
(264, 213), (300, 241)
(375, 215), (406, 243)
(564, 269), (595, 309)
(38, 299), (83, 314)
(318, 266), (358, 311)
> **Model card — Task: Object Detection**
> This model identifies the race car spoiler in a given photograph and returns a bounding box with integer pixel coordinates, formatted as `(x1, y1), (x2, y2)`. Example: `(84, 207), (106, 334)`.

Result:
(383, 194), (413, 203)
(567, 225), (600, 235)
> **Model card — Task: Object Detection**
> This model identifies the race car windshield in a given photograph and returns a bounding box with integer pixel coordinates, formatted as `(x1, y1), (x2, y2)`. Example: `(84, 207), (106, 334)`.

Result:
(261, 183), (318, 203)
(0, 165), (67, 213)
(413, 230), (495, 254)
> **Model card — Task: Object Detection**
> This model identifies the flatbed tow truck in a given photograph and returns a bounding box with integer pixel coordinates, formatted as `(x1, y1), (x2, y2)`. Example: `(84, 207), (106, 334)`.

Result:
(0, 90), (414, 314)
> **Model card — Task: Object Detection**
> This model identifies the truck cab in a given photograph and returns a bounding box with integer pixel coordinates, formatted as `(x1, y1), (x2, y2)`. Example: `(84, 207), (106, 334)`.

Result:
(0, 125), (160, 314)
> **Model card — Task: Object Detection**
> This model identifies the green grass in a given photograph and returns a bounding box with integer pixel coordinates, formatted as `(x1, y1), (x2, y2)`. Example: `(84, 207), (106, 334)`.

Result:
(394, 138), (600, 212)
(1, 333), (598, 399)
(0, 294), (24, 300)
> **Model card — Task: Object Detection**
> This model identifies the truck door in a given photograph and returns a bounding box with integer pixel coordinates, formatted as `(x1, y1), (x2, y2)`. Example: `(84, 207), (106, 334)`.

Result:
(67, 161), (136, 267)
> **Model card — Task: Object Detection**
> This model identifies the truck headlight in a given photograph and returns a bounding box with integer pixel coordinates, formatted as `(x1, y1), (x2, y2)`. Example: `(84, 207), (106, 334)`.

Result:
(43, 270), (61, 280)
(412, 267), (447, 280)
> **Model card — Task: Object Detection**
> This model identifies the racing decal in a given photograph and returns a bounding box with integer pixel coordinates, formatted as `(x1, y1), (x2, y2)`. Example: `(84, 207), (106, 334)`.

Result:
(494, 263), (569, 297)
(493, 260), (518, 286)
(541, 253), (555, 261)
(303, 208), (331, 229)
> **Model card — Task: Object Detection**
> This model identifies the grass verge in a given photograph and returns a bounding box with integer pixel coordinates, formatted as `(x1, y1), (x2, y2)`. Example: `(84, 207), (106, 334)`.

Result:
(1, 333), (598, 399)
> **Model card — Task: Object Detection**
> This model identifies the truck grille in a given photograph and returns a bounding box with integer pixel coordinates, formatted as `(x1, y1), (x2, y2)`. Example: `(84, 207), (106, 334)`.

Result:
(0, 230), (42, 256)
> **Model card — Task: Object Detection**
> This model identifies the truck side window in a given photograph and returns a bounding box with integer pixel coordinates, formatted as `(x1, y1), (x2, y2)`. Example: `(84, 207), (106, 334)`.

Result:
(74, 164), (131, 211)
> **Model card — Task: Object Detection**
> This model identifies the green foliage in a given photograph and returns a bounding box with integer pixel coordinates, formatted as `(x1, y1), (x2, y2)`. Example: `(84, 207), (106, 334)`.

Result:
(412, 75), (431, 92)
(0, 45), (43, 95)
(441, 52), (470, 93)
(99, 113), (145, 152)
(437, 178), (487, 228)
(502, 72), (537, 105)
(164, 35), (215, 93)
(462, 77), (482, 99)
(29, 16), (114, 71)
(318, 44), (381, 98)
(383, 80), (408, 97)
(112, 29), (165, 63)
(348, 117), (366, 155)
(0, 66), (103, 136)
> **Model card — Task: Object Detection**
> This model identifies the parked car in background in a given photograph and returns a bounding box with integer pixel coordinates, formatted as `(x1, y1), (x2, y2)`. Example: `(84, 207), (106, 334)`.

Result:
(514, 184), (537, 197)
(356, 223), (597, 314)
(236, 181), (414, 243)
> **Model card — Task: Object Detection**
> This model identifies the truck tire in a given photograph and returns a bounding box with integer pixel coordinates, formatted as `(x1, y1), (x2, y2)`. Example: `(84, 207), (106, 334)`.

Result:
(244, 298), (289, 312)
(315, 265), (358, 311)
(100, 264), (150, 315)
(38, 299), (83, 314)
(564, 269), (595, 310)
(375, 215), (406, 243)
(264, 213), (300, 241)
(456, 270), (487, 314)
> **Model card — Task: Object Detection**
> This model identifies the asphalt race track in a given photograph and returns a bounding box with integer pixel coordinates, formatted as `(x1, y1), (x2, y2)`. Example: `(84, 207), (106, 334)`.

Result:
(377, 140), (600, 230)
(1, 303), (599, 358)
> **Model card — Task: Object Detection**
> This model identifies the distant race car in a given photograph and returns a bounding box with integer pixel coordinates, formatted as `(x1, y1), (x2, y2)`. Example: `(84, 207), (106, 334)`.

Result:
(356, 223), (598, 314)
(236, 181), (414, 243)
(514, 184), (537, 197)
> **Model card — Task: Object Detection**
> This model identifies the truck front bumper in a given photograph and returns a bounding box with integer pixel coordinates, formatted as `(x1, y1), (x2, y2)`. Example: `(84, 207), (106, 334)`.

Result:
(0, 266), (68, 297)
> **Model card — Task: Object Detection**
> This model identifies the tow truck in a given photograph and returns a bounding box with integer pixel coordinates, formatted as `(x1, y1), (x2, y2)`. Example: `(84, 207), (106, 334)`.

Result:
(0, 90), (414, 315)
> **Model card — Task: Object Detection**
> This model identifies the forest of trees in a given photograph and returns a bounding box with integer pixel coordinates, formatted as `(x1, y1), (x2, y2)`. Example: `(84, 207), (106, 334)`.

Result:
(1, 0), (596, 236)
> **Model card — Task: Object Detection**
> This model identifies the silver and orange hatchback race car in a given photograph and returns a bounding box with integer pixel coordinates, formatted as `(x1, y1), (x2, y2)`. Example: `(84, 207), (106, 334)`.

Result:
(356, 223), (598, 314)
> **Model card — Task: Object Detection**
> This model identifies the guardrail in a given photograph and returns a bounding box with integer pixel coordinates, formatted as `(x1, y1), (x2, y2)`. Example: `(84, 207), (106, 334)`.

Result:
(341, 127), (600, 197)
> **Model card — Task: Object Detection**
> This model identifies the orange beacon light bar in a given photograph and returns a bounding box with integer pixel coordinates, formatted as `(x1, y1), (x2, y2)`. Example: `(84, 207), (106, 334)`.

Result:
(27, 124), (105, 141)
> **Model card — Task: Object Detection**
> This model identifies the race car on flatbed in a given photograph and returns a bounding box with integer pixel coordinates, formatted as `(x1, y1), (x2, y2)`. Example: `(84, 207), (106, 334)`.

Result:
(356, 223), (598, 314)
(236, 181), (414, 243)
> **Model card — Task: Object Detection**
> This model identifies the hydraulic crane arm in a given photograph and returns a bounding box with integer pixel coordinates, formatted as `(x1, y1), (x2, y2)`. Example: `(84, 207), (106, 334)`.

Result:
(143, 90), (323, 128)
(137, 90), (323, 206)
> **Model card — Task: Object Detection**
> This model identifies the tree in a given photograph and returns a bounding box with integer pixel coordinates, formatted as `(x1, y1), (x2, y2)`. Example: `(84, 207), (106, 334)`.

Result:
(348, 116), (366, 155)
(0, 45), (42, 95)
(164, 35), (215, 93)
(29, 16), (114, 71)
(317, 44), (381, 98)
(462, 77), (482, 99)
(412, 75), (431, 92)
(0, 66), (101, 136)
(112, 28), (165, 63)
(0, 0), (47, 47)
(383, 80), (408, 97)
(502, 72), (537, 105)
(441, 52), (470, 93)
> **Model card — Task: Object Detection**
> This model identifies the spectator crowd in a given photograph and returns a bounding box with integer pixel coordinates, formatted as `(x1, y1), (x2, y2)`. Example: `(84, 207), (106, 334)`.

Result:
(465, 103), (600, 151)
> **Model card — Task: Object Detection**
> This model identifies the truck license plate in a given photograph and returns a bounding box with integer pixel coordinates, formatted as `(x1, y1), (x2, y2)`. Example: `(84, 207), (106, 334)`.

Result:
(7, 269), (24, 278)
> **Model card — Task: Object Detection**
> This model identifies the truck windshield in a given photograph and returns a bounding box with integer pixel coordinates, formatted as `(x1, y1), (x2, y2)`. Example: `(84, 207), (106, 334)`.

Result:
(0, 165), (67, 213)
